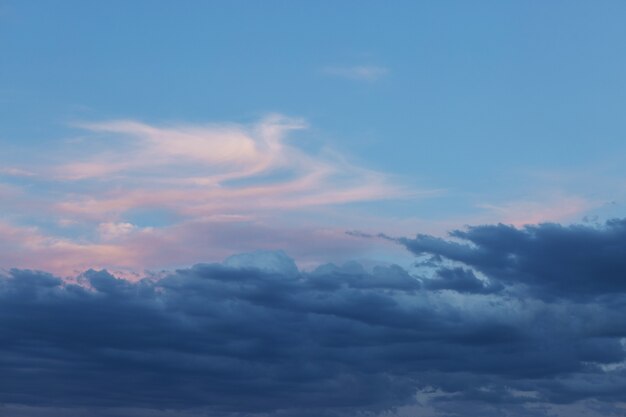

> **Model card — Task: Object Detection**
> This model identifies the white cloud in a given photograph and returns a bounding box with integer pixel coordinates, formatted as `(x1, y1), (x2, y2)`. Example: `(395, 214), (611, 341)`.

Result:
(322, 65), (389, 81)
(98, 222), (138, 241)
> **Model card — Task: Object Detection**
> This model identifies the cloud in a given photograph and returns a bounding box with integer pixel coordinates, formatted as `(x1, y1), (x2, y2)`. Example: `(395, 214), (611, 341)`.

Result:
(0, 167), (36, 177)
(476, 195), (595, 227)
(1, 237), (626, 416)
(0, 215), (410, 276)
(423, 267), (503, 294)
(53, 115), (411, 216)
(97, 222), (138, 241)
(0, 114), (427, 274)
(322, 65), (389, 81)
(399, 219), (626, 299)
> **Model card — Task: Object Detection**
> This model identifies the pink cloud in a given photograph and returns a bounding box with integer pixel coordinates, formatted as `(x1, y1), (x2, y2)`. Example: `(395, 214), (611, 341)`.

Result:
(43, 115), (417, 223)
(0, 115), (426, 273)
(476, 195), (596, 227)
(0, 218), (411, 277)
(0, 221), (140, 275)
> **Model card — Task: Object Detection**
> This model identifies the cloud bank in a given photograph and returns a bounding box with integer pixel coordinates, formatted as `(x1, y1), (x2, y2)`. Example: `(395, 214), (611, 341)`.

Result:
(400, 219), (626, 299)
(2, 220), (626, 417)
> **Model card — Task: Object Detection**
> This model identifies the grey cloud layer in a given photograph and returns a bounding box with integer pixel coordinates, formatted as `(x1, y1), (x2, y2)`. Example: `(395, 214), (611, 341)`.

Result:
(401, 219), (626, 298)
(2, 221), (626, 416)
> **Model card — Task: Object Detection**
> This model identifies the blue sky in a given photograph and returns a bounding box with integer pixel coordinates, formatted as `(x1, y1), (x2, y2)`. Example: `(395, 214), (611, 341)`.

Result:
(2, 2), (626, 416)
(3, 1), (626, 273)
(3, 2), (626, 211)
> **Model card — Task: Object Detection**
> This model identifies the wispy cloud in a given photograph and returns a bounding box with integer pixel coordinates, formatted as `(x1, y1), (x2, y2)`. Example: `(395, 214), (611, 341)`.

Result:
(476, 195), (596, 227)
(0, 114), (426, 273)
(0, 167), (35, 177)
(55, 114), (410, 217)
(322, 65), (389, 81)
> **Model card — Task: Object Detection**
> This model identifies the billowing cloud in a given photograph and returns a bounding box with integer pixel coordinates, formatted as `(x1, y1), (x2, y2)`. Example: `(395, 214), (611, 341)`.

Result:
(423, 266), (503, 294)
(2, 224), (626, 417)
(399, 219), (626, 299)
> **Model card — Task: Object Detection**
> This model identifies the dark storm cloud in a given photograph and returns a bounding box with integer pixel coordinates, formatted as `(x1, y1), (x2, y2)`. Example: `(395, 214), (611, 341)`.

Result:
(423, 267), (503, 294)
(2, 219), (626, 417)
(401, 219), (626, 299)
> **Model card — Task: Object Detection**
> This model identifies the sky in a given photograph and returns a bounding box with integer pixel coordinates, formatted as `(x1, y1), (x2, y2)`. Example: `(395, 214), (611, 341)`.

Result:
(2, 1), (626, 416)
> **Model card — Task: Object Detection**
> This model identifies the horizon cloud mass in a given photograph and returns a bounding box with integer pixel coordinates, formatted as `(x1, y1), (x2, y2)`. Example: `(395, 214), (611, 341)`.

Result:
(2, 220), (626, 417)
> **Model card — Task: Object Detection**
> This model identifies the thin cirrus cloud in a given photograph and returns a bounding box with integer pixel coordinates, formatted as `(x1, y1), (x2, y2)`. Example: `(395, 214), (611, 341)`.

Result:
(0, 113), (597, 275)
(322, 65), (389, 81)
(475, 195), (596, 227)
(0, 114), (427, 274)
(58, 114), (409, 214)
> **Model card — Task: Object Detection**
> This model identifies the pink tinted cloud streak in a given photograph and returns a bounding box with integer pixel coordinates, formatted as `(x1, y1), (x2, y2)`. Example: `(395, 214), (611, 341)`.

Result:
(477, 195), (596, 227)
(0, 115), (423, 274)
